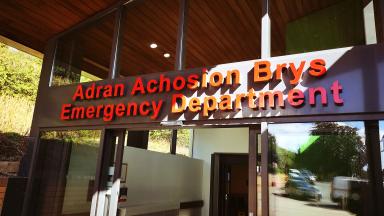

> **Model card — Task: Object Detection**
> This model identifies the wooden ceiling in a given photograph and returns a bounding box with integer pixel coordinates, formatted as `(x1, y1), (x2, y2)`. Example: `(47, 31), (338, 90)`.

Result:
(118, 0), (347, 76)
(119, 0), (262, 76)
(0, 0), (358, 78)
(119, 0), (180, 75)
(0, 0), (118, 53)
(185, 0), (262, 69)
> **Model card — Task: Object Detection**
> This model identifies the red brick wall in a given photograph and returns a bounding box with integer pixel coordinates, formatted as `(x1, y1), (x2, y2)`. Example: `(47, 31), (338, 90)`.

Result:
(0, 177), (8, 209)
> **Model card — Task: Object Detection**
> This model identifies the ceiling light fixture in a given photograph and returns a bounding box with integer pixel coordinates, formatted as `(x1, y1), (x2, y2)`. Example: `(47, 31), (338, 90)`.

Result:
(150, 43), (158, 49)
(164, 53), (170, 58)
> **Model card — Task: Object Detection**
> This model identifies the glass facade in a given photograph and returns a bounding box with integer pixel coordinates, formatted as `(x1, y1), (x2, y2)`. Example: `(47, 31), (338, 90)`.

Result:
(268, 122), (372, 216)
(34, 130), (101, 216)
(51, 13), (115, 86)
(176, 129), (193, 157)
(147, 129), (172, 153)
(48, 0), (379, 82)
(146, 129), (193, 156)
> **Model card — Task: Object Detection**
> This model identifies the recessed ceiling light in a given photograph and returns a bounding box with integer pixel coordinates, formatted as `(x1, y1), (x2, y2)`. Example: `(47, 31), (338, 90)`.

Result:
(150, 43), (158, 49)
(164, 53), (170, 58)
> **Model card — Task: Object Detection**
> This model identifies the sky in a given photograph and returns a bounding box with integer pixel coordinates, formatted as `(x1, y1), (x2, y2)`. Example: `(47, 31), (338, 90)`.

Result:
(268, 121), (384, 153)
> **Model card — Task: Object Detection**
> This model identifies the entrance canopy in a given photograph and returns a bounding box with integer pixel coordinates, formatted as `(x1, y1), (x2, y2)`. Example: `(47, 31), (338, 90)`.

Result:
(2, 0), (378, 127)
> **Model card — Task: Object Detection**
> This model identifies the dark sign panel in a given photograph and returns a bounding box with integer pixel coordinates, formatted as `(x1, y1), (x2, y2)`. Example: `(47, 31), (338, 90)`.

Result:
(38, 44), (384, 127)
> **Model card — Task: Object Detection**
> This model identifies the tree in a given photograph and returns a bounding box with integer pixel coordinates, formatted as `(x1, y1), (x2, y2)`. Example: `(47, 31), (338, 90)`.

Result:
(0, 43), (42, 163)
(269, 133), (296, 174)
(294, 122), (367, 181)
(0, 43), (41, 101)
(0, 43), (42, 134)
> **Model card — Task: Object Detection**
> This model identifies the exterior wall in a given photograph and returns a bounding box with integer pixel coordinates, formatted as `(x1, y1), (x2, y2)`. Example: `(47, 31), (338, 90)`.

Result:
(119, 146), (203, 214)
(192, 128), (249, 216)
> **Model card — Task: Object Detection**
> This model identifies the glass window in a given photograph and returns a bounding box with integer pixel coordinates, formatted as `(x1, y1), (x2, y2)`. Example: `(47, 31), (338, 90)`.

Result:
(119, 0), (179, 76)
(51, 13), (115, 86)
(34, 130), (101, 216)
(147, 129), (172, 153)
(176, 129), (193, 157)
(185, 0), (262, 69)
(269, 122), (372, 216)
(270, 0), (374, 57)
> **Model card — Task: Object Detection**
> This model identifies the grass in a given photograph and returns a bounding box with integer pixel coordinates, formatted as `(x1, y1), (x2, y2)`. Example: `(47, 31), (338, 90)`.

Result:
(0, 95), (34, 135)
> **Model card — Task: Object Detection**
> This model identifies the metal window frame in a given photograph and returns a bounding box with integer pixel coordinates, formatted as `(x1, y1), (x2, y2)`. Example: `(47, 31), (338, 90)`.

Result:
(259, 1), (270, 215)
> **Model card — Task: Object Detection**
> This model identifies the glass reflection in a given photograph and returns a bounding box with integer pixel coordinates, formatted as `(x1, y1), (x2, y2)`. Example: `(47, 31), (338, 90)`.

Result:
(51, 13), (115, 86)
(269, 122), (371, 216)
(35, 130), (101, 216)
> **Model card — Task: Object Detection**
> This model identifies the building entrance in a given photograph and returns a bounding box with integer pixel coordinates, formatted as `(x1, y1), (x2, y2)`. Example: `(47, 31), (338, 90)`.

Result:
(210, 154), (249, 216)
(28, 120), (384, 216)
(92, 126), (261, 216)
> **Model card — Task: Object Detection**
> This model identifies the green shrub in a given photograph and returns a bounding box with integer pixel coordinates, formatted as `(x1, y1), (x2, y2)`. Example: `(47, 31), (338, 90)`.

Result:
(0, 132), (27, 161)
(0, 43), (41, 101)
(0, 43), (41, 135)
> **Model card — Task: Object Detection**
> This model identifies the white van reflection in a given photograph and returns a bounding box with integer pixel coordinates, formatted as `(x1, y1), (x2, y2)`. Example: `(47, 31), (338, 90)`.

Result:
(331, 176), (368, 212)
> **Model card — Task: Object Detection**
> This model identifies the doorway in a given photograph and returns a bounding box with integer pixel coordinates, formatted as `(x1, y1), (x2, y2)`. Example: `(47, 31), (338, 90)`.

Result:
(92, 126), (261, 216)
(210, 153), (249, 216)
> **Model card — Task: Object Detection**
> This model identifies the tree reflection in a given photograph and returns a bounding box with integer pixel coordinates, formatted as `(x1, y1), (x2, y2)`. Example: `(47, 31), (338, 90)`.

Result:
(294, 122), (367, 181)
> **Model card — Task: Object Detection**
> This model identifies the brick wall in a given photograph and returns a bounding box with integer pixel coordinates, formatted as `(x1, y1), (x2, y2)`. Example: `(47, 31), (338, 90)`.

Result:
(0, 177), (8, 209)
(0, 162), (19, 210)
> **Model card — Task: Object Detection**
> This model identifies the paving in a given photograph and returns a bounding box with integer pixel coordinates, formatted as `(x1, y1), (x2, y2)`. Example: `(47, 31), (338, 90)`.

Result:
(269, 182), (354, 216)
(270, 195), (354, 216)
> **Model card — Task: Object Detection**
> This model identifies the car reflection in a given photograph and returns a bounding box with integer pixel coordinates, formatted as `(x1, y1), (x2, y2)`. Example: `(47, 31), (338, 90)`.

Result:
(285, 178), (322, 201)
(272, 171), (370, 216)
(300, 169), (317, 183)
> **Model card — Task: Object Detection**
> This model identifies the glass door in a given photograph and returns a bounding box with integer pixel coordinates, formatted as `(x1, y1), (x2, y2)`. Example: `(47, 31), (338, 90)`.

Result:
(92, 129), (126, 216)
(268, 121), (372, 216)
(33, 130), (102, 216)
